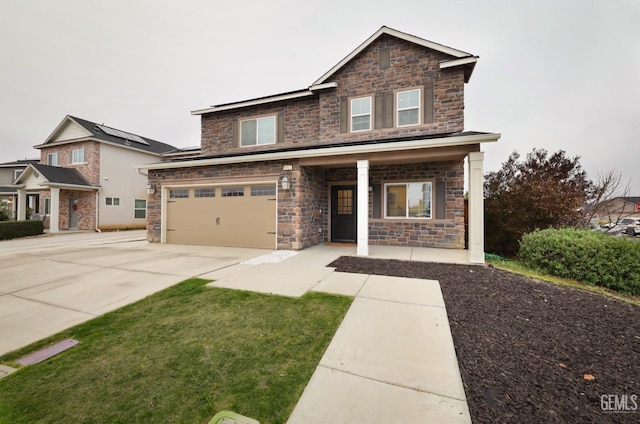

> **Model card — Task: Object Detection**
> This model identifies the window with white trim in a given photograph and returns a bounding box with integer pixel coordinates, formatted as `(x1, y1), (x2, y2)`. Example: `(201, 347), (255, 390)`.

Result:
(134, 199), (146, 219)
(385, 182), (432, 219)
(169, 189), (189, 198)
(13, 169), (22, 180)
(397, 89), (421, 127)
(46, 153), (58, 166)
(44, 198), (51, 214)
(194, 188), (215, 198)
(221, 187), (244, 197)
(251, 186), (276, 196)
(240, 116), (276, 146)
(350, 97), (372, 132)
(72, 149), (85, 164)
(106, 197), (120, 206)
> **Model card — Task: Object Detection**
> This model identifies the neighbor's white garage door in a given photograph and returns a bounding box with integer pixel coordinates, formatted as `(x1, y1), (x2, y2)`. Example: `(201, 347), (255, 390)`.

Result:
(165, 184), (277, 248)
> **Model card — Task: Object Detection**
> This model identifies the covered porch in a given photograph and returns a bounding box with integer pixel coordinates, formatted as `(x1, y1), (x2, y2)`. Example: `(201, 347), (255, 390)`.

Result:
(13, 164), (100, 232)
(297, 142), (489, 264)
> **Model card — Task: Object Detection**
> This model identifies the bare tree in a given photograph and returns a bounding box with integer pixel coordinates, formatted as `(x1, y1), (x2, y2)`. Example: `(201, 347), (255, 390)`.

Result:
(580, 170), (632, 230)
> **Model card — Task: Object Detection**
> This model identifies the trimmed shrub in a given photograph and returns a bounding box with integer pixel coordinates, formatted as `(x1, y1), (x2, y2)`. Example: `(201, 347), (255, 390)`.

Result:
(0, 220), (44, 240)
(519, 228), (640, 295)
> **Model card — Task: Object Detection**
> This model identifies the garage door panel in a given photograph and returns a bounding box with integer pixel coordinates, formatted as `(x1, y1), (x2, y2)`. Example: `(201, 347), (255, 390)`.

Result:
(165, 185), (276, 248)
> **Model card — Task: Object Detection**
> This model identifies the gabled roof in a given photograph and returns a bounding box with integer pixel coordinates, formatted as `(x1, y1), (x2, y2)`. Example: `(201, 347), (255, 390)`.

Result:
(192, 26), (478, 116)
(0, 159), (39, 168)
(13, 163), (99, 190)
(312, 26), (478, 85)
(34, 116), (177, 155)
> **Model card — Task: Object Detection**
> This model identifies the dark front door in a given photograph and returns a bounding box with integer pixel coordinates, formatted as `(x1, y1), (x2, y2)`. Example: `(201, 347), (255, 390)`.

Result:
(331, 185), (357, 242)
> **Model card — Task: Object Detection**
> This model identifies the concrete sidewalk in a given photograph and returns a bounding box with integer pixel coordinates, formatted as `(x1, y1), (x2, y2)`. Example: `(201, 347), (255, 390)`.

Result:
(0, 231), (269, 356)
(2, 234), (472, 422)
(201, 245), (472, 423)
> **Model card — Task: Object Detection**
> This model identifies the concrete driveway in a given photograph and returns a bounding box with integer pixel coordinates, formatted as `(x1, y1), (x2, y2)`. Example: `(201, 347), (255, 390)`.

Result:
(0, 231), (269, 356)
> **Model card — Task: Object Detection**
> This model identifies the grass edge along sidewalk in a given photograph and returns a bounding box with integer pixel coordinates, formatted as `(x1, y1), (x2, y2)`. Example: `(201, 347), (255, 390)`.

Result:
(0, 278), (352, 424)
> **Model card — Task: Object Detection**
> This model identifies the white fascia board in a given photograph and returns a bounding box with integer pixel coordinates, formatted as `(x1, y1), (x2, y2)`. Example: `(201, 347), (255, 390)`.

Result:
(191, 90), (315, 116)
(34, 138), (163, 157)
(42, 182), (101, 191)
(312, 26), (474, 86)
(33, 137), (94, 149)
(440, 56), (479, 69)
(139, 133), (501, 171)
(308, 82), (338, 91)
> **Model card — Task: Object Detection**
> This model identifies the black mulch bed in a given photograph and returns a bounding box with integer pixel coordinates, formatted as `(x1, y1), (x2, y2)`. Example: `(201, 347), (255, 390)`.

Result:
(329, 256), (640, 423)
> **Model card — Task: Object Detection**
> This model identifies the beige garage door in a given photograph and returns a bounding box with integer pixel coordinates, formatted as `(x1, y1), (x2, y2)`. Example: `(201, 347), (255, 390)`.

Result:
(166, 184), (277, 248)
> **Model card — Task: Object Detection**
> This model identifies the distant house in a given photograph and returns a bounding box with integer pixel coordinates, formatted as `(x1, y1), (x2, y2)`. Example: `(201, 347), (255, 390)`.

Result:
(594, 196), (640, 223)
(0, 159), (39, 219)
(139, 26), (500, 263)
(12, 116), (177, 232)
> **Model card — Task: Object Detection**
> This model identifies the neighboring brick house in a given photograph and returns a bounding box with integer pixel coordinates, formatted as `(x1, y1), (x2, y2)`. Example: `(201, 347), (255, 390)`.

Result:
(13, 116), (177, 232)
(140, 26), (500, 263)
(0, 159), (39, 219)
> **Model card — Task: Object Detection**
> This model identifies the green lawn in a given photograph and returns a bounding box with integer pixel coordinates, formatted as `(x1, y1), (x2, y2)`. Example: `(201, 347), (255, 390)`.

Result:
(0, 279), (352, 424)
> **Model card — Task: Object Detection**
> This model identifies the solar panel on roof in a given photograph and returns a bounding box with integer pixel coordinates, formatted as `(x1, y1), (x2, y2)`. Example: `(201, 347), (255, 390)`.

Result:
(97, 124), (149, 145)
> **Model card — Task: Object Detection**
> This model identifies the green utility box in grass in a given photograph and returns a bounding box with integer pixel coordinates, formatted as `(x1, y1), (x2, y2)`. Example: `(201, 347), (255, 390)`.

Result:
(209, 410), (259, 424)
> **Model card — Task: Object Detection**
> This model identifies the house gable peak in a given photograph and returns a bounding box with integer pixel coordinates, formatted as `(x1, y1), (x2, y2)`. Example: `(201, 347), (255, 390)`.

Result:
(312, 26), (478, 85)
(35, 115), (178, 155)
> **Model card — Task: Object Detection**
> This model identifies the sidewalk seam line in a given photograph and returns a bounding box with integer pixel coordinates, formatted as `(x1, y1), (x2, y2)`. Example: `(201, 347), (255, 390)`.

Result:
(5, 294), (97, 317)
(357, 295), (446, 309)
(317, 364), (467, 402)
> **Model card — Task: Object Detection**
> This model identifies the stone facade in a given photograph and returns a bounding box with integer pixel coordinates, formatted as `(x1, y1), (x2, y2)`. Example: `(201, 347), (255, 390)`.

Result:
(147, 159), (464, 249)
(319, 34), (465, 144)
(326, 161), (466, 248)
(201, 97), (320, 156)
(199, 35), (466, 155)
(148, 29), (477, 250)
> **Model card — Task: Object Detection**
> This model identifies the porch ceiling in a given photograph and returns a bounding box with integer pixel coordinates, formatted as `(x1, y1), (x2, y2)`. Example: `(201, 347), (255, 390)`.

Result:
(298, 144), (480, 167)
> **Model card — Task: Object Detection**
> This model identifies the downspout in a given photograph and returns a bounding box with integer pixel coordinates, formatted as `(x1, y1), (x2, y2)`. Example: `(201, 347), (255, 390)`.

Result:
(95, 188), (101, 232)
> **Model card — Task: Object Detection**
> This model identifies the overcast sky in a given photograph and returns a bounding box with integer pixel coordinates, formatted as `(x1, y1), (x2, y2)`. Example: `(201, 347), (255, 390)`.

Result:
(1, 0), (638, 194)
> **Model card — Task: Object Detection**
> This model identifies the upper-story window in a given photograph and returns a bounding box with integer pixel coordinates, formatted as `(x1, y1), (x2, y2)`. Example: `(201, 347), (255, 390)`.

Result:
(46, 153), (58, 166)
(72, 149), (85, 164)
(13, 169), (22, 180)
(240, 116), (276, 146)
(351, 97), (372, 132)
(397, 89), (421, 127)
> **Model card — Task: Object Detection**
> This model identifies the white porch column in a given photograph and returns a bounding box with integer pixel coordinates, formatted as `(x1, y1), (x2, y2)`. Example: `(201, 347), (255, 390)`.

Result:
(468, 152), (485, 264)
(50, 187), (60, 233)
(17, 188), (27, 221)
(357, 160), (369, 256)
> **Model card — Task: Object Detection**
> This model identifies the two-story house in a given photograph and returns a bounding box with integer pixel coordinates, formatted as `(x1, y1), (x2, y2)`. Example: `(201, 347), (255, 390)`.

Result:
(13, 116), (177, 232)
(0, 159), (39, 219)
(139, 26), (500, 263)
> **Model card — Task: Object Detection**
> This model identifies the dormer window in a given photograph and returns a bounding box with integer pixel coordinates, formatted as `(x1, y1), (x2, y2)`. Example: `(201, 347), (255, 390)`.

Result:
(240, 116), (276, 146)
(350, 97), (372, 132)
(397, 89), (421, 127)
(46, 153), (58, 166)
